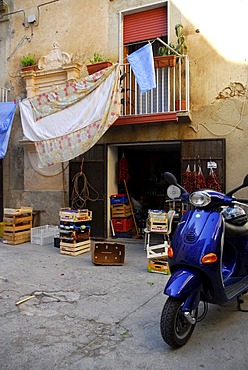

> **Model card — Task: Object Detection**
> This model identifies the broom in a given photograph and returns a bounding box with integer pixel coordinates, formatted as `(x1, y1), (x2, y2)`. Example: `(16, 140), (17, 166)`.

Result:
(118, 154), (143, 239)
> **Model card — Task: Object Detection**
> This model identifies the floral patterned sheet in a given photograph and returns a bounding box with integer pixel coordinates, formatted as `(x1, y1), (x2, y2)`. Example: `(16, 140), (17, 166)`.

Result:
(20, 64), (121, 167)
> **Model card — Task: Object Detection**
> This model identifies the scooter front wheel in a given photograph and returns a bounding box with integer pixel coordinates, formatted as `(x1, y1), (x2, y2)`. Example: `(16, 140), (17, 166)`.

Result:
(160, 297), (197, 348)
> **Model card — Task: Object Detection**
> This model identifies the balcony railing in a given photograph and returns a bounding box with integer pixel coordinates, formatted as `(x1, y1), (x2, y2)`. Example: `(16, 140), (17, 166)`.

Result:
(119, 54), (189, 119)
(0, 87), (9, 102)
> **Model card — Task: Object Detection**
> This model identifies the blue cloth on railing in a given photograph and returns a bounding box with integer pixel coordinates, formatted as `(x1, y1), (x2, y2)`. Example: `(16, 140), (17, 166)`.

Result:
(127, 43), (156, 94)
(0, 102), (17, 159)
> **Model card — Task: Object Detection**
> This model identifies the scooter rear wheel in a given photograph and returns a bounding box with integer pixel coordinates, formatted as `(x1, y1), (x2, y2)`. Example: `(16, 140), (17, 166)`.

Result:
(160, 297), (196, 348)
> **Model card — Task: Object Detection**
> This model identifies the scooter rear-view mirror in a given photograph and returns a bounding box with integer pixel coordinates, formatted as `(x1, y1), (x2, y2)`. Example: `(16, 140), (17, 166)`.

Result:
(164, 172), (178, 185)
(227, 174), (248, 197)
(243, 174), (248, 187)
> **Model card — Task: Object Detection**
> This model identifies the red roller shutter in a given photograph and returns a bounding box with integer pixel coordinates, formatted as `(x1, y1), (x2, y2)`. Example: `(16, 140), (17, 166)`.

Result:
(124, 6), (167, 44)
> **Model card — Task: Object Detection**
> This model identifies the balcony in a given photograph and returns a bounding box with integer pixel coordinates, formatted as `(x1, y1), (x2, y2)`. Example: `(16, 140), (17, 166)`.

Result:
(114, 53), (191, 126)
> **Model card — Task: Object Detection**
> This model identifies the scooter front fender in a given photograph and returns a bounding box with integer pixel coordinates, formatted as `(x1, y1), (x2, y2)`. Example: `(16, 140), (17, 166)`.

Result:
(165, 269), (202, 310)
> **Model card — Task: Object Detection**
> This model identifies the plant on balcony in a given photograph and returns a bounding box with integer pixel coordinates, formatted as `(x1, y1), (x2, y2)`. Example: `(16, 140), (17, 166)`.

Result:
(86, 52), (112, 75)
(20, 53), (37, 71)
(154, 23), (187, 68)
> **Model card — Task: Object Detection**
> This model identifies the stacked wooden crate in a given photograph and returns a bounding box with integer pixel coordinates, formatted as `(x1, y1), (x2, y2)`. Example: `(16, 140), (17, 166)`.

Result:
(146, 210), (170, 274)
(146, 210), (168, 232)
(59, 208), (92, 256)
(147, 243), (170, 275)
(3, 207), (33, 245)
(110, 194), (133, 238)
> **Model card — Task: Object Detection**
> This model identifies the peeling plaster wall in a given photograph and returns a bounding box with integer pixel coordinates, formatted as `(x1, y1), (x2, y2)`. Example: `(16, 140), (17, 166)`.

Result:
(1, 0), (248, 222)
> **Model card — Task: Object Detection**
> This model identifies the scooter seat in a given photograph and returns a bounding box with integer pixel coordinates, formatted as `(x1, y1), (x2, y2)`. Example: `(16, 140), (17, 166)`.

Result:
(225, 221), (248, 237)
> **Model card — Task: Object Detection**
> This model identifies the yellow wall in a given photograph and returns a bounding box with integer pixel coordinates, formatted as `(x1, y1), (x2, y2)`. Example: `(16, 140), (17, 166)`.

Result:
(1, 0), (248, 217)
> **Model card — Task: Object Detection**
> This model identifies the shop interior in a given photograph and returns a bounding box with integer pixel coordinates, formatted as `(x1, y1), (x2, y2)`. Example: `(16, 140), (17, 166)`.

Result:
(115, 142), (182, 235)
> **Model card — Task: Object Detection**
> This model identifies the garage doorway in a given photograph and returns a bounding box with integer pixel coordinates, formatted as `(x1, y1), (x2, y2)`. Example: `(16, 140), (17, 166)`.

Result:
(115, 141), (180, 204)
(107, 141), (181, 237)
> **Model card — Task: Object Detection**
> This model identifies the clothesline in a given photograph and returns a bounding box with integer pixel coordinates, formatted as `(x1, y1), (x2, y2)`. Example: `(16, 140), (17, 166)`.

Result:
(123, 37), (182, 61)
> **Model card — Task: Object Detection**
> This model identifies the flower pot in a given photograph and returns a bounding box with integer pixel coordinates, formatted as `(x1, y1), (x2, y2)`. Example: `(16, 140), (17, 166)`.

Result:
(86, 61), (112, 75)
(175, 99), (186, 111)
(153, 55), (176, 68)
(21, 65), (37, 72)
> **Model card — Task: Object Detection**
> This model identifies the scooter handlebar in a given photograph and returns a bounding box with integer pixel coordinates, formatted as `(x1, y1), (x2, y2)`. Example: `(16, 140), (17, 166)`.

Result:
(234, 199), (248, 205)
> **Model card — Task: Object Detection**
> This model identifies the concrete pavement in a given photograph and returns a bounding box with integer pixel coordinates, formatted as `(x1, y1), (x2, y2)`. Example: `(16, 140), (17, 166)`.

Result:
(0, 237), (248, 370)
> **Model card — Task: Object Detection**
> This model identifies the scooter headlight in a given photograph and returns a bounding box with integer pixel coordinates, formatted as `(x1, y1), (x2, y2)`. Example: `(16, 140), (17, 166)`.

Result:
(189, 191), (211, 207)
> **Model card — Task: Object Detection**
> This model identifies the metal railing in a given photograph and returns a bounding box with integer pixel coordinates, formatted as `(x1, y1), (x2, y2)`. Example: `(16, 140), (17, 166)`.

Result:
(0, 87), (9, 102)
(120, 54), (189, 117)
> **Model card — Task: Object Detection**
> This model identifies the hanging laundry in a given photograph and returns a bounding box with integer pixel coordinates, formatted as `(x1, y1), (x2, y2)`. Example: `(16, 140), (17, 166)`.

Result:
(127, 43), (156, 94)
(19, 64), (121, 167)
(0, 102), (17, 159)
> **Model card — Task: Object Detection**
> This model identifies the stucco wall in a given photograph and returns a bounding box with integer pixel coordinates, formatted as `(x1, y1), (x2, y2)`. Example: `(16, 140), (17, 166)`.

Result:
(1, 0), (248, 222)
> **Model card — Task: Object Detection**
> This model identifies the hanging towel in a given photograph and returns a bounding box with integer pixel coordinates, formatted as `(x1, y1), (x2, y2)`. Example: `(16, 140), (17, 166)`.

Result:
(127, 43), (156, 94)
(0, 102), (17, 159)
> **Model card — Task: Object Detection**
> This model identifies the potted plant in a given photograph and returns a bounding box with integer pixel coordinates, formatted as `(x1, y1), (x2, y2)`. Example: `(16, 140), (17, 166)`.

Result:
(86, 52), (112, 75)
(153, 43), (177, 68)
(20, 53), (37, 72)
(154, 23), (187, 68)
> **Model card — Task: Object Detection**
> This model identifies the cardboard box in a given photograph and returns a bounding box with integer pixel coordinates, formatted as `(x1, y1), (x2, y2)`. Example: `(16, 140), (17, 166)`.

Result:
(92, 242), (125, 265)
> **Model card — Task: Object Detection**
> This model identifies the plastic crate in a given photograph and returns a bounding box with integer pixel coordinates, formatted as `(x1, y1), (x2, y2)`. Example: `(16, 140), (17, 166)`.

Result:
(112, 218), (133, 232)
(115, 230), (132, 238)
(110, 194), (128, 204)
(31, 225), (59, 245)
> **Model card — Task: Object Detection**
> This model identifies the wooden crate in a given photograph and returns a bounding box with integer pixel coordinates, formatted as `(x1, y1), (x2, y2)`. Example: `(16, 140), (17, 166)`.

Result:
(60, 229), (90, 242)
(60, 239), (91, 256)
(59, 208), (92, 222)
(111, 204), (131, 218)
(147, 242), (168, 259)
(148, 257), (170, 275)
(147, 210), (168, 232)
(3, 230), (31, 245)
(3, 207), (32, 245)
(146, 220), (168, 232)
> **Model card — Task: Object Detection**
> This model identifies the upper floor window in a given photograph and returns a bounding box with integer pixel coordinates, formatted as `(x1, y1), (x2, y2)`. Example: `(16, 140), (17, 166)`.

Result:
(123, 6), (168, 57)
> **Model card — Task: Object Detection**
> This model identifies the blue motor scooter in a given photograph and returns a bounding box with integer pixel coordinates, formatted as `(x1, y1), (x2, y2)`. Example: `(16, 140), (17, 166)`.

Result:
(160, 172), (248, 348)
